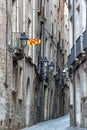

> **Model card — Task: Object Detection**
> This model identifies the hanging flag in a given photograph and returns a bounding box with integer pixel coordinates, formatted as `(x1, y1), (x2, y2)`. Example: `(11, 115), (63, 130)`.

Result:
(27, 38), (41, 46)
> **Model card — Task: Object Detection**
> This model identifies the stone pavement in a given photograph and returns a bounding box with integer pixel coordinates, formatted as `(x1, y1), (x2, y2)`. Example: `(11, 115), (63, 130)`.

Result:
(20, 115), (86, 130)
(21, 115), (70, 130)
(67, 126), (86, 130)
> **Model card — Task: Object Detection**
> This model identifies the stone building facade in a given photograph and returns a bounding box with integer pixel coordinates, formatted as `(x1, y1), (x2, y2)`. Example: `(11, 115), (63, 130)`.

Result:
(0, 0), (37, 129)
(0, 0), (69, 130)
(68, 0), (87, 129)
(55, 0), (69, 116)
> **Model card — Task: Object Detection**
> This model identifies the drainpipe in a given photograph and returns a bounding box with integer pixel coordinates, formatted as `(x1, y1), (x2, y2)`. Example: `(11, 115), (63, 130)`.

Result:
(40, 0), (45, 121)
(42, 0), (45, 121)
(62, 53), (65, 115)
(73, 0), (76, 126)
(4, 0), (8, 88)
(42, 0), (45, 58)
(55, 42), (59, 116)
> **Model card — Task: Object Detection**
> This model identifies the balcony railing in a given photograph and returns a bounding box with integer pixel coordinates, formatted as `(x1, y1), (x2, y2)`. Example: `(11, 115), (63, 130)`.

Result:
(68, 32), (87, 70)
(76, 36), (81, 58)
(71, 45), (75, 64)
(76, 36), (86, 60)
(83, 30), (87, 52)
(68, 54), (72, 69)
(68, 45), (75, 70)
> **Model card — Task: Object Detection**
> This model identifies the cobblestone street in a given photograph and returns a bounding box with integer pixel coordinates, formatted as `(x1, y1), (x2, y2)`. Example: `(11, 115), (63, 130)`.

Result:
(21, 115), (70, 130)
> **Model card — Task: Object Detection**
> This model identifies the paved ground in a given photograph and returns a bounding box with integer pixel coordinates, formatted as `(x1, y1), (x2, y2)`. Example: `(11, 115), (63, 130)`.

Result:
(21, 115), (70, 130)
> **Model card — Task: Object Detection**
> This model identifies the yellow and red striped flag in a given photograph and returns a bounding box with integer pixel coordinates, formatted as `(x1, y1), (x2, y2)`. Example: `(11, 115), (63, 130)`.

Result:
(27, 38), (41, 46)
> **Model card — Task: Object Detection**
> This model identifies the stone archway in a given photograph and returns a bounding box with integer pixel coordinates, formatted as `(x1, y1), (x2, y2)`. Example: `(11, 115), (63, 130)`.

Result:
(26, 77), (30, 127)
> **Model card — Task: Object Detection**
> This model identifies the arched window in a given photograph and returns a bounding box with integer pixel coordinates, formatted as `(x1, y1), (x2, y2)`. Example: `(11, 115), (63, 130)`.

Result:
(12, 0), (16, 32)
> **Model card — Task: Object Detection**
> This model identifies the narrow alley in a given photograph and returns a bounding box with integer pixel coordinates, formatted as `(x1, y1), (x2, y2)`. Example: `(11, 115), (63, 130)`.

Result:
(21, 115), (70, 130)
(1, 0), (87, 130)
(21, 115), (86, 130)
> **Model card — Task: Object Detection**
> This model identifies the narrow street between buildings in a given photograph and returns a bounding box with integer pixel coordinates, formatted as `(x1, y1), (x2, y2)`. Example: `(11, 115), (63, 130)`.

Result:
(21, 115), (70, 130)
(20, 115), (86, 130)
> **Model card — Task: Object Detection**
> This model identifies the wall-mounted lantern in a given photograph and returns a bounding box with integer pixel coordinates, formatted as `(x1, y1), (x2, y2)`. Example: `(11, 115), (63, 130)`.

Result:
(20, 32), (28, 47)
(37, 57), (54, 78)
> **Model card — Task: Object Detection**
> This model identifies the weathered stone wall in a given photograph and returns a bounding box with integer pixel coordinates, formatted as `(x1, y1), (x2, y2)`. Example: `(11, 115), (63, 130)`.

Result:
(0, 0), (37, 129)
(0, 0), (7, 129)
(0, 48), (6, 129)
(0, 0), (69, 130)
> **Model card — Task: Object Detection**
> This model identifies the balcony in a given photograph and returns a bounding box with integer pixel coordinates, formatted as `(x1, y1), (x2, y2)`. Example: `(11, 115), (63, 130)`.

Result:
(83, 30), (87, 52)
(76, 36), (86, 60)
(68, 46), (75, 70)
(68, 54), (72, 69)
(76, 37), (81, 57)
(12, 32), (24, 61)
(68, 33), (87, 71)
(71, 45), (75, 65)
(68, 45), (79, 70)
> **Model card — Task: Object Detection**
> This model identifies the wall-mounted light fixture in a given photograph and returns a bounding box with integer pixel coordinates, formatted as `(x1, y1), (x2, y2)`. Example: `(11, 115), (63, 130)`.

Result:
(37, 57), (54, 78)
(20, 32), (28, 47)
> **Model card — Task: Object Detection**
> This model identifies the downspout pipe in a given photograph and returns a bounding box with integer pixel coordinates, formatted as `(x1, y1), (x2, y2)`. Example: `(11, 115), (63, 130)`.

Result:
(42, 0), (45, 121)
(39, 0), (45, 121)
(4, 0), (8, 88)
(73, 0), (76, 125)
(42, 0), (45, 58)
(85, 0), (87, 106)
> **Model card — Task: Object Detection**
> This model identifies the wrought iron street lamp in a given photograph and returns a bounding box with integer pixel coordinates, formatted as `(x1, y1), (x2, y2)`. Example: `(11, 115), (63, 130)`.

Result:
(37, 57), (54, 78)
(37, 56), (54, 121)
(20, 32), (28, 47)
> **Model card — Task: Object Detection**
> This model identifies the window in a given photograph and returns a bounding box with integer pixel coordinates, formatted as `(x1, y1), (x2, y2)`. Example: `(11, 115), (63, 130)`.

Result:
(12, 0), (16, 32)
(12, 61), (18, 93)
(18, 66), (23, 100)
(38, 0), (42, 11)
